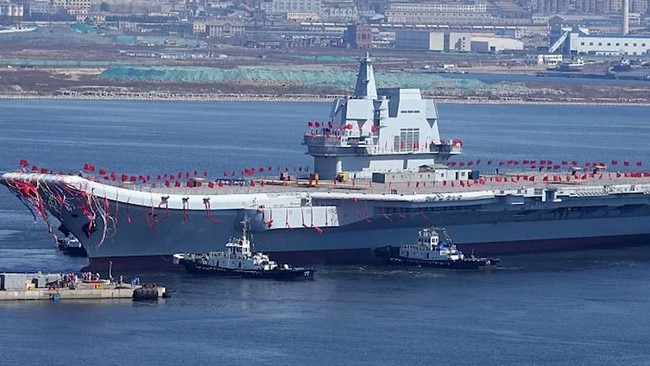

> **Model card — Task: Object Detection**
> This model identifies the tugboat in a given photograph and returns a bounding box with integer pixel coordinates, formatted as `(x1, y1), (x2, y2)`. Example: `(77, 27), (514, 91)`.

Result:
(172, 217), (315, 280)
(547, 56), (585, 72)
(374, 227), (499, 270)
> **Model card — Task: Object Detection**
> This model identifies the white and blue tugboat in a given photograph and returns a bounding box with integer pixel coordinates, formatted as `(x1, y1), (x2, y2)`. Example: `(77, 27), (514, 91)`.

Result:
(374, 227), (499, 270)
(173, 217), (315, 280)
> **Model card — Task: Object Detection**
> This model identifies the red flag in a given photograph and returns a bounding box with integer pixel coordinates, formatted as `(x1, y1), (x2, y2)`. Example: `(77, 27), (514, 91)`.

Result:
(636, 161), (642, 166)
(624, 161), (630, 166)
(611, 160), (618, 165)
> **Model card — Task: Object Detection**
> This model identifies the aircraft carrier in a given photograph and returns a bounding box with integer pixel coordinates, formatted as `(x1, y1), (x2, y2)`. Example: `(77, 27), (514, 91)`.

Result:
(2, 54), (650, 271)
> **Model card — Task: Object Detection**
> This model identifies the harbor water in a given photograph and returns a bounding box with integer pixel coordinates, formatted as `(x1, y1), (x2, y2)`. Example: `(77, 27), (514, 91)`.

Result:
(1, 100), (650, 365)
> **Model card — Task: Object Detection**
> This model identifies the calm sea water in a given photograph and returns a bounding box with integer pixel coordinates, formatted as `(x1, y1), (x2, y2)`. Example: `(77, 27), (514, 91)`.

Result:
(1, 100), (650, 365)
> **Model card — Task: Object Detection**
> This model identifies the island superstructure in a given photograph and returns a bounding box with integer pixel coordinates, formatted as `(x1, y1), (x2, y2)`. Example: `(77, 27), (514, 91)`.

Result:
(2, 54), (650, 271)
(304, 53), (461, 179)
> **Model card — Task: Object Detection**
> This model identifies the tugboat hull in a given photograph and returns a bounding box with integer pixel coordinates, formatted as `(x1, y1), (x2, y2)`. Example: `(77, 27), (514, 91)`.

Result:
(374, 246), (498, 270)
(179, 259), (315, 280)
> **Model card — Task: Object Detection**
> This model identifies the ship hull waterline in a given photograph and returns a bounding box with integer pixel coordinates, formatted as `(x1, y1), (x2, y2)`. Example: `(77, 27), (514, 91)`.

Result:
(80, 233), (650, 272)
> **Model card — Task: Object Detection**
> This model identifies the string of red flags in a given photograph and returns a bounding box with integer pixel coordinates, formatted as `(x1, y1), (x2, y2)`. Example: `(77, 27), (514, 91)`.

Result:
(445, 159), (645, 170)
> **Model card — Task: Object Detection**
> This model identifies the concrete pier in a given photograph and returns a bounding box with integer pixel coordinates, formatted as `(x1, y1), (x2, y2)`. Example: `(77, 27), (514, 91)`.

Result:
(0, 272), (166, 301)
(0, 284), (167, 301)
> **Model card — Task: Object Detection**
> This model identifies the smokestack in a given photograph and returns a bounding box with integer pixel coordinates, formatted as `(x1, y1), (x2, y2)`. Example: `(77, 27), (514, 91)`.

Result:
(622, 0), (629, 35)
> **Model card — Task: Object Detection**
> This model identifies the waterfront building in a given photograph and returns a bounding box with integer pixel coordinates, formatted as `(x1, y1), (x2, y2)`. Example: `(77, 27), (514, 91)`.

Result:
(385, 1), (490, 25)
(343, 23), (373, 49)
(571, 33), (650, 55)
(52, 0), (91, 15)
(260, 0), (322, 14)
(470, 36), (524, 52)
(395, 30), (520, 53)
(0, 2), (23, 25)
(321, 0), (357, 22)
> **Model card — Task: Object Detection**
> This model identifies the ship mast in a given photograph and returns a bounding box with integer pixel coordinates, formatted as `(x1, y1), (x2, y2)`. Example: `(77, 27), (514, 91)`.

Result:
(240, 215), (251, 255)
(354, 52), (377, 100)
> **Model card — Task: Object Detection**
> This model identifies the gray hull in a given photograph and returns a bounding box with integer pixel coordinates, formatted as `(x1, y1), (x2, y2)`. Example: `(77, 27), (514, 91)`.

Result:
(3, 172), (650, 270)
(46, 184), (650, 259)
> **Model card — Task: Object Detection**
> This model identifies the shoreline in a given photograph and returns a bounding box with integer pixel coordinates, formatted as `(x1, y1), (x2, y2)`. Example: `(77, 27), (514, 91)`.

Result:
(1, 93), (649, 107)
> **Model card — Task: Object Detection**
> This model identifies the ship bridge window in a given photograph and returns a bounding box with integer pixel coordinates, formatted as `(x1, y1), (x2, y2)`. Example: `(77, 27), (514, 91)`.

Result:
(400, 110), (421, 114)
(395, 128), (420, 152)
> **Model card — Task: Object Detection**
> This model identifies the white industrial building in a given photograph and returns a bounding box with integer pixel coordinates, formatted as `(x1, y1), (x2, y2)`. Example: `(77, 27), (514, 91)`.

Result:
(570, 33), (650, 56)
(395, 30), (521, 53)
(470, 36), (523, 53)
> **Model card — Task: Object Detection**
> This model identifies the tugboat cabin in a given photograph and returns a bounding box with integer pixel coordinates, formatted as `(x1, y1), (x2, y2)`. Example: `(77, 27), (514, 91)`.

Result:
(399, 228), (464, 261)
